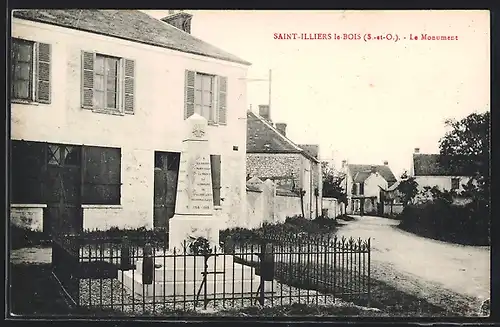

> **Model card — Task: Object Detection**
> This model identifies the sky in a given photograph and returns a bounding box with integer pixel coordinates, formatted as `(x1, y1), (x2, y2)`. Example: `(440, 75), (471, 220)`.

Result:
(143, 10), (490, 178)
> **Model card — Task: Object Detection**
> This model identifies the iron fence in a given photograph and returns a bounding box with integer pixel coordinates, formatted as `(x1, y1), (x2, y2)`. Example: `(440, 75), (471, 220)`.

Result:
(52, 231), (370, 315)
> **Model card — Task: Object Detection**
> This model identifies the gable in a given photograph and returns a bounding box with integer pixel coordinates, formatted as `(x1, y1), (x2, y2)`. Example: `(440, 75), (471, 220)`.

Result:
(246, 111), (319, 162)
(348, 164), (397, 183)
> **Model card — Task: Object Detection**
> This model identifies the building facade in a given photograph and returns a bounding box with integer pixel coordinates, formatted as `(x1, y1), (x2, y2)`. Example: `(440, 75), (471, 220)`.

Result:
(10, 10), (250, 232)
(410, 148), (474, 193)
(342, 161), (397, 215)
(246, 106), (322, 219)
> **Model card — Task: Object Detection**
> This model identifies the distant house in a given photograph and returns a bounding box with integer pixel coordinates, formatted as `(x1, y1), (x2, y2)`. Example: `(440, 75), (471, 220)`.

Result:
(246, 105), (322, 219)
(410, 148), (478, 192)
(342, 160), (397, 215)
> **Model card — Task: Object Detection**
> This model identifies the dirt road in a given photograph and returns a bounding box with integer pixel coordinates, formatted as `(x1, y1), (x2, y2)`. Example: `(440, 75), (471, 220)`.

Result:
(336, 215), (490, 316)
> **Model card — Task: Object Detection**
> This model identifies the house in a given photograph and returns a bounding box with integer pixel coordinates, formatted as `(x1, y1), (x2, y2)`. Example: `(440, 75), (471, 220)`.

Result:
(10, 9), (251, 233)
(342, 160), (397, 215)
(246, 105), (322, 219)
(410, 147), (477, 193)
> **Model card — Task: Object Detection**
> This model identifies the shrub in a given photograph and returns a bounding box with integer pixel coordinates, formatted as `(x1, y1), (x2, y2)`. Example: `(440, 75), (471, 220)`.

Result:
(10, 223), (50, 250)
(398, 199), (489, 245)
(219, 215), (339, 247)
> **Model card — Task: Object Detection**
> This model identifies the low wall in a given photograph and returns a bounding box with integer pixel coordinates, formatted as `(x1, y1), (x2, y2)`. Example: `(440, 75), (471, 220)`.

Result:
(244, 178), (304, 228)
(10, 204), (46, 231)
(275, 194), (301, 223)
(322, 198), (342, 218)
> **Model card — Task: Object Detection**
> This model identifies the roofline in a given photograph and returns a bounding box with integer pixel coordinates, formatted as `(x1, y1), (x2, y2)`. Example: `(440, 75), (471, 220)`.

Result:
(13, 14), (252, 66)
(248, 112), (320, 163)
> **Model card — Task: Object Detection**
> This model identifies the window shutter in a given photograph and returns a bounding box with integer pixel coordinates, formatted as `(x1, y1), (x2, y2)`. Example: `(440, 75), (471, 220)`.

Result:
(217, 76), (227, 124)
(123, 58), (135, 114)
(35, 42), (51, 103)
(81, 51), (95, 108)
(210, 154), (221, 206)
(185, 70), (195, 119)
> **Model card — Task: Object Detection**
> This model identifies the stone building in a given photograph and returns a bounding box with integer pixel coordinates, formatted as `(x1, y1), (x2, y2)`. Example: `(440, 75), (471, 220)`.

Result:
(246, 105), (322, 219)
(10, 9), (250, 232)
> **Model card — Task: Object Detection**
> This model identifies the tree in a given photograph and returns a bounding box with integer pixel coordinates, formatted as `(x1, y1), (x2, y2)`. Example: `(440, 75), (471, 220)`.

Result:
(397, 171), (419, 206)
(321, 161), (347, 204)
(439, 111), (490, 202)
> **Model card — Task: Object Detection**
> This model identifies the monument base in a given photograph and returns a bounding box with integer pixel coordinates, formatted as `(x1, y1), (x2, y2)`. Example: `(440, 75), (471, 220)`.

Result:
(117, 254), (276, 299)
(168, 214), (221, 252)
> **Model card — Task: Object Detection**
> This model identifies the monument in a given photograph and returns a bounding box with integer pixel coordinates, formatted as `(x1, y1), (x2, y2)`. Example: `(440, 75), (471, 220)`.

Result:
(118, 114), (275, 300)
(168, 113), (220, 251)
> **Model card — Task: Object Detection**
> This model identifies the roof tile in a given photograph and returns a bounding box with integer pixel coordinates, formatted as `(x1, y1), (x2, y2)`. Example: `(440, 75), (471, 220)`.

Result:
(12, 9), (251, 65)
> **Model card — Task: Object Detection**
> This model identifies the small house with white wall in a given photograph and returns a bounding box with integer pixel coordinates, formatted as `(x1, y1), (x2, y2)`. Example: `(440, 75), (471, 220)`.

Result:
(342, 160), (397, 215)
(246, 105), (322, 219)
(10, 9), (250, 233)
(410, 147), (477, 193)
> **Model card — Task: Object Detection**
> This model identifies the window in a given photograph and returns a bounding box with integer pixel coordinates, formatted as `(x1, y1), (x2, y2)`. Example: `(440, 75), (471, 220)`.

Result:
(210, 155), (221, 206)
(451, 178), (460, 190)
(359, 182), (364, 195)
(82, 146), (121, 205)
(11, 140), (45, 204)
(81, 51), (135, 114)
(195, 73), (214, 121)
(47, 144), (81, 166)
(352, 183), (357, 195)
(11, 38), (51, 103)
(185, 70), (227, 124)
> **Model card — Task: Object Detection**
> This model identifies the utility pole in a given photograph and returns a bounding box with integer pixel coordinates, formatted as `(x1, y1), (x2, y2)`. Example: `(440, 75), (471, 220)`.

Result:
(268, 69), (272, 115)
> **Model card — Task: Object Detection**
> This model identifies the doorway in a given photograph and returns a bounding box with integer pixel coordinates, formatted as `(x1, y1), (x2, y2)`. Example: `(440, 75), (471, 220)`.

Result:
(153, 151), (180, 230)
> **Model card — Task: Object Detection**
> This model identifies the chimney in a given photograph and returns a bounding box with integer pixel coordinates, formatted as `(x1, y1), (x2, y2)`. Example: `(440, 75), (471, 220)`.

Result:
(383, 160), (388, 165)
(341, 160), (347, 169)
(414, 147), (420, 154)
(370, 165), (377, 173)
(275, 123), (287, 136)
(161, 10), (193, 34)
(259, 105), (270, 121)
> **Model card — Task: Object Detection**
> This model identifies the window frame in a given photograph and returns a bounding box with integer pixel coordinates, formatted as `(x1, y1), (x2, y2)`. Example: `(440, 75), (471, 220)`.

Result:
(194, 72), (216, 123)
(11, 38), (36, 102)
(93, 53), (123, 114)
(451, 177), (460, 190)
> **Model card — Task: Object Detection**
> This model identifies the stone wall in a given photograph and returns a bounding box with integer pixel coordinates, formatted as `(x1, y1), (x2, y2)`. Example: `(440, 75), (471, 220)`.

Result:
(322, 198), (343, 218)
(10, 204), (46, 231)
(246, 153), (302, 188)
(244, 178), (303, 228)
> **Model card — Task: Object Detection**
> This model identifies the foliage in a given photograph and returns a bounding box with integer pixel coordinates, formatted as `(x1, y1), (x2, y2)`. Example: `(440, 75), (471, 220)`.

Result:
(439, 111), (490, 203)
(187, 236), (213, 255)
(398, 199), (489, 246)
(397, 173), (419, 206)
(219, 215), (339, 246)
(80, 227), (168, 248)
(321, 161), (347, 203)
(10, 223), (50, 250)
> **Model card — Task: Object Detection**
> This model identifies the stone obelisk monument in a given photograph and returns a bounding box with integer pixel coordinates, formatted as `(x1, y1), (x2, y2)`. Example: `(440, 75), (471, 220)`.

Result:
(168, 114), (220, 252)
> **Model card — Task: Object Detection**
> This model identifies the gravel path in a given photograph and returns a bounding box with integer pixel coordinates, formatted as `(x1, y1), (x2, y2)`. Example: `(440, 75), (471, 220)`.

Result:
(78, 278), (377, 315)
(336, 215), (490, 316)
(10, 246), (52, 264)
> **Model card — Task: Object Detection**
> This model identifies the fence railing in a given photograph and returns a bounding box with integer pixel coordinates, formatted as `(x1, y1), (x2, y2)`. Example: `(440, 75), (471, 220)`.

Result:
(52, 232), (370, 315)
